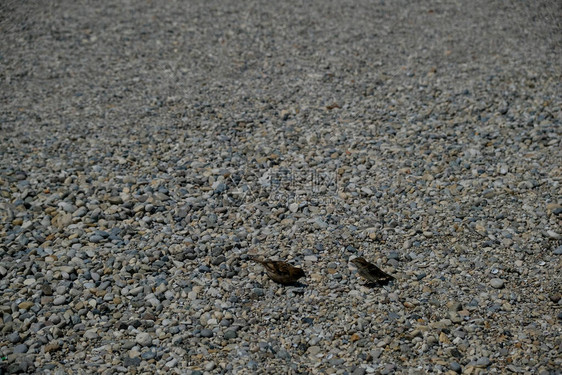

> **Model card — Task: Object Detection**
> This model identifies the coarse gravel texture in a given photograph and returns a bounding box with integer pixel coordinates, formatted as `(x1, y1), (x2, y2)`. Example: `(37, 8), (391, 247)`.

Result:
(1, 0), (561, 374)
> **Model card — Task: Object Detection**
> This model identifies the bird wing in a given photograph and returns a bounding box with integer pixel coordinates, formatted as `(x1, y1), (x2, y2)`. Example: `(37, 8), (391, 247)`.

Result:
(366, 263), (394, 280)
(263, 260), (291, 275)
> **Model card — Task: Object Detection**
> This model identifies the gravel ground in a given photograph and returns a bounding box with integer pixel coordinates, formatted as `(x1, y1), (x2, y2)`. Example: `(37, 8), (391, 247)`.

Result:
(1, 0), (561, 374)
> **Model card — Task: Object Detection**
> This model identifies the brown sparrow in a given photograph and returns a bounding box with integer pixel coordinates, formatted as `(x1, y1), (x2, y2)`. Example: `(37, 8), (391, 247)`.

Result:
(248, 255), (306, 285)
(350, 257), (394, 285)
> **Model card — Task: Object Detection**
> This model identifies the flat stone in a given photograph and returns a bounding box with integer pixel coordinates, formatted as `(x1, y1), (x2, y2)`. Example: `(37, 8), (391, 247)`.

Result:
(450, 361), (462, 373)
(135, 332), (152, 346)
(13, 344), (28, 354)
(123, 356), (141, 367)
(84, 329), (98, 339)
(204, 361), (216, 371)
(7, 332), (20, 343)
(490, 278), (505, 289)
(17, 301), (34, 310)
(475, 357), (491, 368)
(53, 296), (67, 305)
(200, 328), (213, 338)
(141, 350), (156, 360)
(59, 266), (75, 274)
(307, 346), (321, 356)
(89, 234), (104, 243)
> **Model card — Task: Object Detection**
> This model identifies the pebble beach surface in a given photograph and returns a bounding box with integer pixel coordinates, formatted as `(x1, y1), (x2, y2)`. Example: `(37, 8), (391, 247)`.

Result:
(1, 0), (561, 374)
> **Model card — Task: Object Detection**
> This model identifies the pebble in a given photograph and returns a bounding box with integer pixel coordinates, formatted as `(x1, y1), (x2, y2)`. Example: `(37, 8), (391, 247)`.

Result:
(53, 296), (67, 305)
(490, 278), (505, 289)
(123, 357), (141, 367)
(141, 351), (156, 360)
(135, 332), (152, 347)
(84, 329), (98, 339)
(7, 332), (20, 343)
(89, 234), (104, 243)
(1, 2), (560, 374)
(204, 361), (216, 371)
(475, 357), (491, 368)
(450, 361), (462, 373)
(17, 301), (34, 310)
(13, 344), (28, 354)
(200, 329), (214, 338)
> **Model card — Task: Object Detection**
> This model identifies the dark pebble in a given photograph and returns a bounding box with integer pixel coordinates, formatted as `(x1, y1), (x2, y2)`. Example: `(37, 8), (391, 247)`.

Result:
(387, 251), (400, 260)
(346, 245), (357, 253)
(122, 340), (136, 350)
(200, 328), (213, 338)
(450, 361), (462, 373)
(7, 332), (20, 343)
(123, 356), (141, 367)
(277, 348), (291, 360)
(211, 256), (226, 266)
(141, 350), (156, 360)
(13, 343), (28, 354)
(94, 230), (110, 238)
(89, 235), (104, 243)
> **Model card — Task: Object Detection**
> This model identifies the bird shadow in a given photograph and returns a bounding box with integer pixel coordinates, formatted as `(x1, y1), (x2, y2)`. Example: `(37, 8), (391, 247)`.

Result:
(285, 281), (308, 288)
(364, 279), (393, 288)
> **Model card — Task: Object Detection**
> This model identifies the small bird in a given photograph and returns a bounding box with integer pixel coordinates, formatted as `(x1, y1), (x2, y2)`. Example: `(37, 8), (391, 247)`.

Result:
(350, 257), (395, 285)
(248, 255), (306, 285)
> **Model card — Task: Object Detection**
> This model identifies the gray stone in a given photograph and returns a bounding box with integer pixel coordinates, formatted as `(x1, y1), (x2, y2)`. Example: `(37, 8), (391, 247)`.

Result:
(135, 332), (152, 346)
(89, 234), (104, 243)
(141, 350), (156, 360)
(450, 361), (462, 373)
(84, 329), (98, 339)
(490, 278), (505, 289)
(204, 361), (216, 371)
(7, 332), (20, 343)
(123, 356), (141, 367)
(122, 340), (136, 350)
(13, 343), (28, 354)
(475, 357), (491, 368)
(200, 329), (213, 338)
(53, 296), (67, 305)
